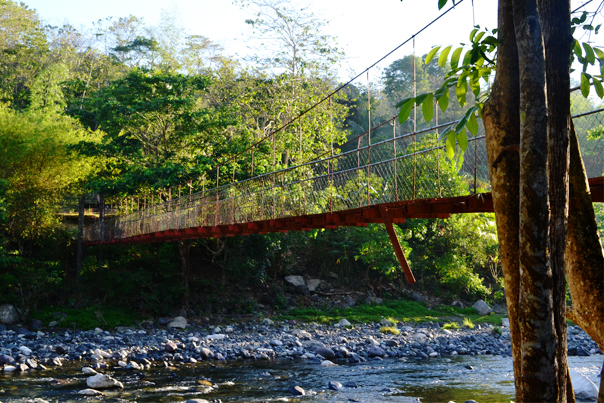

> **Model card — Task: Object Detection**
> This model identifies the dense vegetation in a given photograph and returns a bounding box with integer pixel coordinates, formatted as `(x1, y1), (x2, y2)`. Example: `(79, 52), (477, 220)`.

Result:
(0, 0), (601, 326)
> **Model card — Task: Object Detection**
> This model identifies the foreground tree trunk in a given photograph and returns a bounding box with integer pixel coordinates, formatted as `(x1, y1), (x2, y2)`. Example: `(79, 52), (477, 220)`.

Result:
(566, 123), (604, 351)
(537, 0), (572, 400)
(513, 1), (563, 400)
(483, 0), (523, 397)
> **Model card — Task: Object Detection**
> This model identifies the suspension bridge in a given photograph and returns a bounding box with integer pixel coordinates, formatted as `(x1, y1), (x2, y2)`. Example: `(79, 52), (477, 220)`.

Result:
(82, 2), (604, 284)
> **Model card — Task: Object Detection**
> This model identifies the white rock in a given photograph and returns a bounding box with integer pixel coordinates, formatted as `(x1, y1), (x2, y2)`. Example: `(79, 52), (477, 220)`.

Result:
(569, 369), (598, 400)
(472, 300), (493, 316)
(168, 316), (188, 329)
(95, 349), (112, 359)
(269, 339), (283, 346)
(429, 352), (439, 357)
(90, 354), (103, 361)
(284, 275), (306, 288)
(81, 367), (97, 374)
(306, 279), (321, 292)
(0, 304), (19, 325)
(291, 329), (312, 339)
(501, 318), (510, 327)
(78, 389), (105, 396)
(86, 373), (124, 389)
(225, 326), (234, 333)
(442, 329), (453, 335)
(321, 360), (337, 366)
(94, 328), (104, 334)
(19, 346), (32, 356)
(118, 361), (127, 367)
(262, 318), (274, 326)
(338, 319), (351, 327)
(257, 348), (273, 353)
(213, 326), (221, 334)
(205, 334), (226, 340)
(413, 333), (427, 341)
(3, 365), (16, 372)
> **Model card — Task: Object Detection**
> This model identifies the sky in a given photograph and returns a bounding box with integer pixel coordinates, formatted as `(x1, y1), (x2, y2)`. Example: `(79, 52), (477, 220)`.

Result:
(21, 0), (602, 84)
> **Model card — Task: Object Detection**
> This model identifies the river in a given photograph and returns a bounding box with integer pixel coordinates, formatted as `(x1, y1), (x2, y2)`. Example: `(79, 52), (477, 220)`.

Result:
(0, 355), (601, 402)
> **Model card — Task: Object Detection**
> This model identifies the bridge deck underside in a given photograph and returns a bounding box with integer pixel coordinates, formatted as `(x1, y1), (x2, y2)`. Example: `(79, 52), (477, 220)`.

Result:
(84, 177), (603, 245)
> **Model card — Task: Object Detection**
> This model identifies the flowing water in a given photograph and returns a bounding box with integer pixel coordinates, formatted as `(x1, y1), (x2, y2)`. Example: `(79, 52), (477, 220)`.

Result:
(0, 355), (601, 402)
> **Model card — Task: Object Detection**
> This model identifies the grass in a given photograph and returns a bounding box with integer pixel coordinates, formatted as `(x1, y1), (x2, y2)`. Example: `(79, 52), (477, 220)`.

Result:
(442, 322), (460, 330)
(32, 305), (143, 330)
(463, 317), (475, 329)
(280, 299), (505, 326)
(380, 326), (400, 335)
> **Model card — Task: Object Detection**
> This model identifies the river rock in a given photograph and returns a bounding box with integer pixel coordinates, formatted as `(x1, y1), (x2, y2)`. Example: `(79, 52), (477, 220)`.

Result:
(451, 300), (465, 309)
(315, 347), (335, 359)
(199, 347), (214, 359)
(186, 400), (210, 403)
(288, 385), (305, 395)
(168, 316), (187, 329)
(366, 296), (383, 304)
(78, 389), (105, 396)
(307, 279), (321, 292)
(262, 318), (274, 326)
(86, 374), (124, 389)
(501, 318), (510, 327)
(82, 367), (97, 374)
(367, 346), (385, 357)
(3, 365), (16, 372)
(328, 381), (342, 390)
(269, 339), (283, 347)
(0, 304), (18, 324)
(0, 354), (15, 365)
(338, 318), (351, 327)
(284, 275), (306, 288)
(164, 341), (178, 353)
(206, 334), (225, 340)
(472, 300), (493, 316)
(380, 318), (395, 327)
(30, 319), (43, 330)
(19, 346), (32, 356)
(411, 292), (426, 302)
(321, 360), (337, 366)
(292, 329), (311, 339)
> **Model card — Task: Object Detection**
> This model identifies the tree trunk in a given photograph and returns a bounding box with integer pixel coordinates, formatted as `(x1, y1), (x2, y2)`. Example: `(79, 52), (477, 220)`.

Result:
(178, 240), (191, 313)
(537, 0), (573, 400)
(77, 195), (85, 279)
(566, 122), (604, 351)
(513, 0), (563, 400)
(483, 0), (523, 398)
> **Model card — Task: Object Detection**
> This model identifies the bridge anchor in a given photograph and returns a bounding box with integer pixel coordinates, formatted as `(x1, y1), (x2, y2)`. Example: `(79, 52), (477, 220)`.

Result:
(379, 206), (416, 284)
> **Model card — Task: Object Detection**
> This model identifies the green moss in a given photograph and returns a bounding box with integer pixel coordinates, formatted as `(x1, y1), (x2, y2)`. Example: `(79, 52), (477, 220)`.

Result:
(462, 317), (475, 329)
(380, 326), (400, 335)
(32, 306), (143, 330)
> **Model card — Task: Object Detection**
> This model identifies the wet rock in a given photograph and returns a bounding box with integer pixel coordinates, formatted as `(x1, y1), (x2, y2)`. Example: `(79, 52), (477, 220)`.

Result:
(472, 300), (493, 316)
(321, 360), (337, 366)
(82, 367), (97, 374)
(344, 381), (358, 388)
(86, 373), (124, 389)
(315, 347), (335, 359)
(199, 347), (214, 359)
(328, 381), (342, 390)
(0, 354), (15, 365)
(3, 365), (16, 372)
(17, 363), (28, 371)
(367, 346), (385, 357)
(0, 304), (19, 324)
(288, 385), (305, 396)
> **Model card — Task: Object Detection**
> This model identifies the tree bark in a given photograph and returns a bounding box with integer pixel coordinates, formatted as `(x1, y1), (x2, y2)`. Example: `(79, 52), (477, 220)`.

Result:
(566, 122), (604, 351)
(513, 0), (562, 400)
(482, 0), (523, 398)
(537, 0), (573, 400)
(77, 195), (85, 279)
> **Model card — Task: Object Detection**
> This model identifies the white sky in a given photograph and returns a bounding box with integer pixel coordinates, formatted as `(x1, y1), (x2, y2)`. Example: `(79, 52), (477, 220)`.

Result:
(21, 0), (602, 84)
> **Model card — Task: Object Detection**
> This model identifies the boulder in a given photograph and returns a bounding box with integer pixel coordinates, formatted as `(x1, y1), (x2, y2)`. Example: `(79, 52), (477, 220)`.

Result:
(328, 381), (342, 390)
(86, 374), (124, 389)
(288, 385), (305, 396)
(451, 300), (465, 309)
(367, 346), (385, 357)
(167, 316), (187, 329)
(472, 300), (493, 316)
(292, 329), (312, 339)
(380, 318), (395, 327)
(30, 319), (43, 330)
(284, 275), (306, 288)
(0, 304), (19, 324)
(199, 347), (214, 360)
(501, 318), (510, 327)
(315, 347), (335, 359)
(262, 318), (274, 326)
(306, 279), (321, 292)
(338, 319), (351, 327)
(0, 354), (15, 365)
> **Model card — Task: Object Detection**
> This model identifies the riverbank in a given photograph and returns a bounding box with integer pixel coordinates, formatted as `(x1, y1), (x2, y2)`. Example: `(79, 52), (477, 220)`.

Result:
(0, 316), (600, 399)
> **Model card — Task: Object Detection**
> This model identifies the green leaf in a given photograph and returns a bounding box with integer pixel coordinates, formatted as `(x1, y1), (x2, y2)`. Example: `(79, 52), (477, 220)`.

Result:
(446, 131), (456, 160)
(469, 28), (479, 42)
(415, 93), (429, 105)
(473, 31), (486, 43)
(438, 85), (449, 112)
(395, 96), (414, 109)
(593, 78), (604, 98)
(438, 0), (448, 9)
(456, 77), (468, 107)
(422, 93), (434, 122)
(450, 47), (463, 69)
(457, 129), (468, 151)
(581, 72), (590, 97)
(438, 46), (452, 68)
(574, 40), (583, 58)
(425, 47), (441, 65)
(466, 111), (478, 135)
(462, 49), (473, 66)
(438, 124), (454, 142)
(398, 98), (415, 124)
(583, 43), (596, 65)
(594, 47), (604, 61)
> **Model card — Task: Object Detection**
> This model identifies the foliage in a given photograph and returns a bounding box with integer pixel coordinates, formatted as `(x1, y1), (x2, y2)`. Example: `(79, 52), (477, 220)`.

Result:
(32, 305), (142, 330)
(462, 317), (475, 329)
(380, 326), (400, 335)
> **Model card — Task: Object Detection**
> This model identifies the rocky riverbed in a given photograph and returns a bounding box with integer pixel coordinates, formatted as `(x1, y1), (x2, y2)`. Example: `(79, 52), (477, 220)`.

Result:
(0, 317), (601, 401)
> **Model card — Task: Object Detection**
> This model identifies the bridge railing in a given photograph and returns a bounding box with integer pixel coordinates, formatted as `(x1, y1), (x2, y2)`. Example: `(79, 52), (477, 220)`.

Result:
(84, 107), (604, 243)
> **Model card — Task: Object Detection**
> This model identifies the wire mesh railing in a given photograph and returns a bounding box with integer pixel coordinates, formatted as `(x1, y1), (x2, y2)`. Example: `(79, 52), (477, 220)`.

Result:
(84, 108), (604, 243)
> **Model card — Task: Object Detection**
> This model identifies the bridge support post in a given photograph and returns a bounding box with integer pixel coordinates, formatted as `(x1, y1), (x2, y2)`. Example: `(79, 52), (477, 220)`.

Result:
(379, 206), (416, 284)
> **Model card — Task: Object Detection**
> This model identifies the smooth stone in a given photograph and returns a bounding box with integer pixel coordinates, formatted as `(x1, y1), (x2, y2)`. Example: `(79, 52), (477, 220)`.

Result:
(205, 334), (226, 340)
(0, 304), (19, 325)
(501, 318), (510, 327)
(19, 346), (32, 356)
(284, 275), (306, 288)
(411, 292), (426, 302)
(472, 300), (493, 316)
(344, 381), (358, 388)
(288, 385), (305, 396)
(380, 318), (395, 326)
(168, 316), (187, 329)
(315, 347), (335, 359)
(262, 318), (274, 326)
(0, 354), (15, 365)
(48, 321), (58, 327)
(328, 381), (342, 390)
(321, 360), (337, 366)
(269, 339), (283, 347)
(86, 374), (124, 389)
(306, 279), (321, 292)
(3, 365), (16, 372)
(367, 346), (385, 357)
(338, 319), (351, 327)
(82, 367), (97, 374)
(292, 329), (312, 339)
